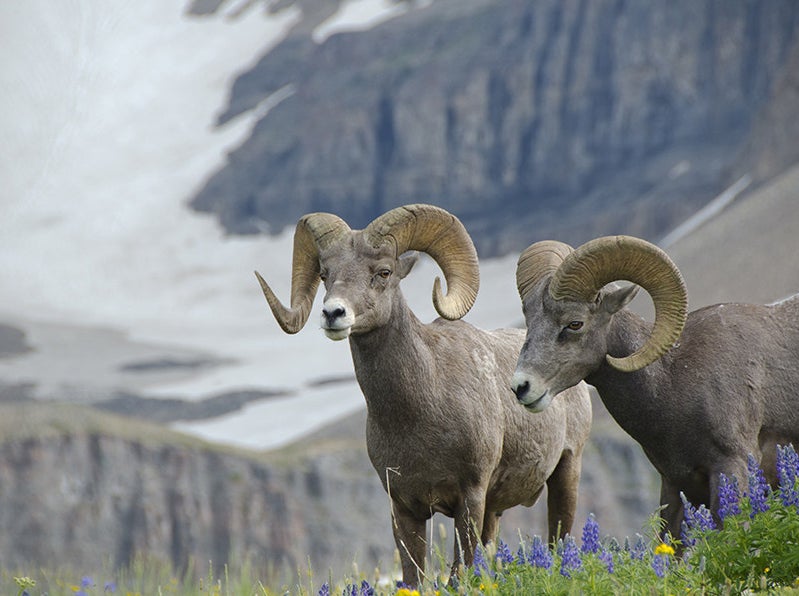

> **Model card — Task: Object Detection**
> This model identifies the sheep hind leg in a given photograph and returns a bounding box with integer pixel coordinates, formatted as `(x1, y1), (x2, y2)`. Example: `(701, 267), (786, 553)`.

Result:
(545, 449), (582, 542)
(480, 510), (501, 546)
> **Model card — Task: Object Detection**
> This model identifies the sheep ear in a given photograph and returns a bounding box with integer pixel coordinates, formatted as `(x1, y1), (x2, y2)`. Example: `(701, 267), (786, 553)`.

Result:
(600, 284), (639, 315)
(397, 252), (419, 279)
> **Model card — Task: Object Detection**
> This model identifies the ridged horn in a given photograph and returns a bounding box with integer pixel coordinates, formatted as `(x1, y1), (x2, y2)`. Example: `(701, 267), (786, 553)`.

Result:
(255, 213), (351, 334)
(516, 240), (574, 302)
(549, 235), (688, 372)
(364, 204), (479, 320)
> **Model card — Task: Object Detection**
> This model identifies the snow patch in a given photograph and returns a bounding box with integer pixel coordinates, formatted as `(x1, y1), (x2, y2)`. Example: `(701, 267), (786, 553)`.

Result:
(0, 0), (523, 450)
(312, 0), (408, 44)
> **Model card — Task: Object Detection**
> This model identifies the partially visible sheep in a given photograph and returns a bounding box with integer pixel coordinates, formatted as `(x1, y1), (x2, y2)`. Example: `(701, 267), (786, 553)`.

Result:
(511, 235), (799, 539)
(255, 204), (592, 586)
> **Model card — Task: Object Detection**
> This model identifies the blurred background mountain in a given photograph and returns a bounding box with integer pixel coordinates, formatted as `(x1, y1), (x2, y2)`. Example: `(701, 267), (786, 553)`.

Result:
(0, 0), (797, 586)
(191, 0), (798, 255)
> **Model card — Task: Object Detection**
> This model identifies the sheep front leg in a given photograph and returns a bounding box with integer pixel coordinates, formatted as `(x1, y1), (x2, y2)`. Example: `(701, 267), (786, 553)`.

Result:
(659, 477), (684, 540)
(391, 501), (427, 587)
(545, 449), (582, 542)
(451, 488), (487, 579)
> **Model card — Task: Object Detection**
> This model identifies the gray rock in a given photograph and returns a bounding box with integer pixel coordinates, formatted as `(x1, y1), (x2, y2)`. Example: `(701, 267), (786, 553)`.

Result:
(191, 0), (799, 255)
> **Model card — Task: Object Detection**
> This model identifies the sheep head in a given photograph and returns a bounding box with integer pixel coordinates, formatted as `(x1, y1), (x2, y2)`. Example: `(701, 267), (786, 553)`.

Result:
(255, 204), (480, 339)
(512, 235), (687, 411)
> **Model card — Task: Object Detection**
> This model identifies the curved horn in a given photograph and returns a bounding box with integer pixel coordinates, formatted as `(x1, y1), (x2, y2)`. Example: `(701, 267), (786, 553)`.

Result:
(364, 204), (479, 320)
(549, 235), (688, 372)
(255, 213), (351, 333)
(516, 240), (574, 302)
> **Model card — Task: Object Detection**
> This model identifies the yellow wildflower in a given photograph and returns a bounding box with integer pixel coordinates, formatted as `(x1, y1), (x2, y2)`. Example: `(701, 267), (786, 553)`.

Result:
(653, 543), (675, 556)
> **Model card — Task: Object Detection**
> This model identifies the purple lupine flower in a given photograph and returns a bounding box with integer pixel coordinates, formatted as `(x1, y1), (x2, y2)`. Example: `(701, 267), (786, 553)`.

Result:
(516, 544), (527, 565)
(581, 513), (601, 554)
(680, 493), (697, 546)
(75, 576), (93, 596)
(652, 554), (668, 578)
(473, 543), (492, 577)
(680, 521), (695, 549)
(342, 581), (373, 596)
(529, 535), (553, 569)
(718, 473), (741, 520)
(629, 535), (646, 561)
(599, 549), (615, 574)
(495, 539), (514, 564)
(317, 581), (330, 596)
(104, 581), (117, 593)
(606, 536), (621, 553)
(680, 493), (715, 534)
(747, 454), (771, 517)
(777, 444), (799, 508)
(559, 536), (582, 578)
(680, 492), (697, 527)
(693, 504), (716, 532)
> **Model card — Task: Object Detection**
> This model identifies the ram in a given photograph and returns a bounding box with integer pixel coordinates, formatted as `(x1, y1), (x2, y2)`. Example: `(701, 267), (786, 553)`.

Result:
(511, 235), (799, 539)
(255, 204), (591, 586)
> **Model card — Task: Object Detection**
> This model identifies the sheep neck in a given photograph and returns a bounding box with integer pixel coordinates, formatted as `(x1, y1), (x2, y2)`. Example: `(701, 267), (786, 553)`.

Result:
(347, 294), (433, 426)
(586, 309), (675, 449)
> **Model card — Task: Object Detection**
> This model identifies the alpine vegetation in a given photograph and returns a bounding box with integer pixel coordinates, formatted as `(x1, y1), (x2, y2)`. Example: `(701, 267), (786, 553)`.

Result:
(510, 235), (799, 541)
(254, 204), (592, 586)
(680, 444), (799, 592)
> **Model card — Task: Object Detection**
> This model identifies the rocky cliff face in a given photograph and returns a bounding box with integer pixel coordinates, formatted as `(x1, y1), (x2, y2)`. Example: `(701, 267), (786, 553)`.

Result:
(0, 401), (656, 582)
(192, 0), (798, 255)
(0, 404), (389, 581)
(735, 29), (799, 184)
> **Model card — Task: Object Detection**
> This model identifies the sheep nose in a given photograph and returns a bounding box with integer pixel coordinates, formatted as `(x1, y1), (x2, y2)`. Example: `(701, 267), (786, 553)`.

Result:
(322, 305), (346, 324)
(512, 380), (530, 399)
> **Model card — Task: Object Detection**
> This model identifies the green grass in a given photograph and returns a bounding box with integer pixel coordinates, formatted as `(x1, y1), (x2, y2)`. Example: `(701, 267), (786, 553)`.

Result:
(5, 498), (799, 595)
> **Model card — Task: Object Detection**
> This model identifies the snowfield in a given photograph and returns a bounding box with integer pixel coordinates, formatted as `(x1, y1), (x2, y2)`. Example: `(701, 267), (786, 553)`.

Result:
(0, 0), (524, 450)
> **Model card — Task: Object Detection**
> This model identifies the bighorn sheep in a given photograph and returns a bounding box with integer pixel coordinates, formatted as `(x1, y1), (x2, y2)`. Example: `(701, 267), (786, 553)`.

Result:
(255, 204), (592, 586)
(510, 235), (799, 540)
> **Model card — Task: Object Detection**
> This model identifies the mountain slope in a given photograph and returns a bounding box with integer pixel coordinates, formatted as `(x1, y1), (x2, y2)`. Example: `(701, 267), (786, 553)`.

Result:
(669, 164), (799, 309)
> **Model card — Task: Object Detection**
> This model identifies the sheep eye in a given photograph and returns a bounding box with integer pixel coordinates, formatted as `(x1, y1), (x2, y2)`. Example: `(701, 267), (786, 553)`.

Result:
(566, 321), (583, 331)
(377, 269), (391, 279)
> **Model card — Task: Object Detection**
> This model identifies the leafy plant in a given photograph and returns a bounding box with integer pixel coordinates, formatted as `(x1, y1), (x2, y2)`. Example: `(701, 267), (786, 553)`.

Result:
(683, 444), (799, 592)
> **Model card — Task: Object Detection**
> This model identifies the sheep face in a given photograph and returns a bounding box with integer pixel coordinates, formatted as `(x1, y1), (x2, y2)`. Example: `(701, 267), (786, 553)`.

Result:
(513, 280), (638, 411)
(318, 236), (418, 340)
